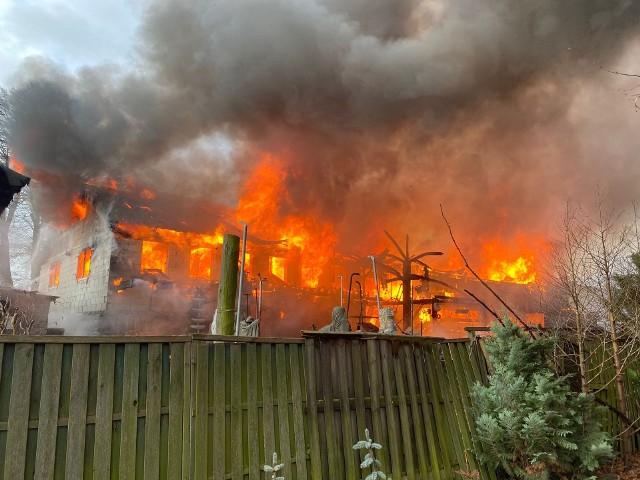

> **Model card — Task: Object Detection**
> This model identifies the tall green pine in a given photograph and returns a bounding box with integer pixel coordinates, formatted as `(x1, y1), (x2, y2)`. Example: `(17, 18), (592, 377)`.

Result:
(470, 320), (612, 479)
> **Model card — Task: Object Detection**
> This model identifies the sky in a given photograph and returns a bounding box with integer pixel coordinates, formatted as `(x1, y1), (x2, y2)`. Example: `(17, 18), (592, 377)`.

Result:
(0, 0), (141, 85)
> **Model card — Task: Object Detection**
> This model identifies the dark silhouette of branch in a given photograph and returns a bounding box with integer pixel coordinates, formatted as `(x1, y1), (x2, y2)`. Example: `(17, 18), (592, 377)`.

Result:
(464, 289), (504, 326)
(440, 204), (532, 333)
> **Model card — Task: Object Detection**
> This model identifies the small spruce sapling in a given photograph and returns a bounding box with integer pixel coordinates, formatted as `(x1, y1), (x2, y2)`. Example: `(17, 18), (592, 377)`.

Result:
(263, 452), (285, 480)
(470, 319), (612, 479)
(353, 428), (392, 480)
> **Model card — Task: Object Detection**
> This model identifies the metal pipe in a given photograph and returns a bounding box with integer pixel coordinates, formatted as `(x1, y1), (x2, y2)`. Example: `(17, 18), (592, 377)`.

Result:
(346, 272), (360, 318)
(338, 274), (343, 307)
(258, 274), (267, 321)
(368, 255), (382, 312)
(235, 221), (248, 335)
(355, 280), (364, 328)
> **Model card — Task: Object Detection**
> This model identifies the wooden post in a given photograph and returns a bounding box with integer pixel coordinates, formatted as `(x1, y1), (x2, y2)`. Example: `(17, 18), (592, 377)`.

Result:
(216, 234), (240, 335)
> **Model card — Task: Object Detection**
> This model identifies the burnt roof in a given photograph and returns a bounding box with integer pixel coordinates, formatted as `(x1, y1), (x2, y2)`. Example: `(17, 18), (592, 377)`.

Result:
(0, 164), (30, 213)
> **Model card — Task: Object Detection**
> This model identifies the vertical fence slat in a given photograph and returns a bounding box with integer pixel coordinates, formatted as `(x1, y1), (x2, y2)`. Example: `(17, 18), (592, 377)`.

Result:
(194, 342), (208, 480)
(144, 343), (162, 480)
(120, 343), (140, 480)
(453, 342), (489, 478)
(212, 343), (227, 479)
(422, 344), (455, 479)
(380, 340), (403, 476)
(247, 343), (260, 480)
(4, 343), (34, 479)
(168, 343), (185, 480)
(351, 341), (367, 443)
(261, 342), (276, 469)
(34, 343), (63, 479)
(231, 344), (243, 479)
(66, 344), (90, 480)
(366, 339), (388, 471)
(336, 339), (357, 479)
(182, 341), (192, 480)
(402, 345), (429, 478)
(303, 338), (323, 480)
(434, 344), (466, 467)
(394, 343), (415, 479)
(275, 344), (292, 475)
(93, 343), (116, 480)
(413, 344), (442, 480)
(320, 339), (342, 479)
(289, 343), (308, 480)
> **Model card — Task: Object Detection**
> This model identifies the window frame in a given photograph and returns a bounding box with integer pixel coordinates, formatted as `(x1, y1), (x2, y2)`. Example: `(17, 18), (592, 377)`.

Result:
(77, 248), (92, 280)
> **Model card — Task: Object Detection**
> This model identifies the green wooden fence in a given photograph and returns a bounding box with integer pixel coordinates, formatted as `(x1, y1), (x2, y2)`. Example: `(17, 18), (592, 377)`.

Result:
(0, 333), (491, 480)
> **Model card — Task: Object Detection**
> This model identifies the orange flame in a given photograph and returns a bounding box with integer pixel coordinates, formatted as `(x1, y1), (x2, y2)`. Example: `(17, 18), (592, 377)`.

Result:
(141, 241), (168, 273)
(236, 154), (337, 288)
(116, 223), (224, 249)
(271, 257), (285, 281)
(482, 237), (539, 284)
(71, 196), (89, 221)
(488, 256), (535, 284)
(140, 188), (155, 200)
(190, 247), (212, 279)
(9, 157), (26, 174)
(418, 306), (431, 323)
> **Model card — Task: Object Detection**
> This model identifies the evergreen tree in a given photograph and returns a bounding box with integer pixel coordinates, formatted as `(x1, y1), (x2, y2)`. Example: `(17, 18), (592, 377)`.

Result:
(470, 319), (612, 479)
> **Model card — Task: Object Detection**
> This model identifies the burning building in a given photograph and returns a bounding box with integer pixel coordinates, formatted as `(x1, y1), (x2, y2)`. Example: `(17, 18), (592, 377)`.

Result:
(32, 181), (544, 337)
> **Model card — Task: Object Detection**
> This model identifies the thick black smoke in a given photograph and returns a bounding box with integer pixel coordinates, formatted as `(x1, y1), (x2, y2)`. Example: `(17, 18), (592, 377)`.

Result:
(7, 0), (640, 258)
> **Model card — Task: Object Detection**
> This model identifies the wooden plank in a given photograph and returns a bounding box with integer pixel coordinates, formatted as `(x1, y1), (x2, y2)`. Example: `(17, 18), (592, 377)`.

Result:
(379, 340), (403, 476)
(0, 335), (193, 344)
(366, 340), (387, 471)
(449, 342), (482, 475)
(34, 343), (63, 479)
(53, 371), (70, 480)
(320, 339), (342, 479)
(0, 343), (3, 387)
(194, 342), (209, 480)
(111, 344), (125, 476)
(421, 344), (452, 479)
(144, 343), (163, 479)
(93, 343), (116, 480)
(433, 344), (466, 468)
(192, 334), (305, 344)
(230, 343), (243, 479)
(336, 339), (357, 479)
(393, 342), (415, 479)
(303, 339), (323, 480)
(168, 343), (185, 480)
(402, 344), (429, 478)
(456, 342), (496, 480)
(3, 343), (34, 479)
(246, 343), (260, 480)
(261, 343), (275, 468)
(66, 344), (90, 480)
(212, 343), (227, 479)
(182, 341), (192, 480)
(120, 343), (141, 480)
(275, 344), (292, 476)
(289, 343), (308, 480)
(351, 340), (368, 444)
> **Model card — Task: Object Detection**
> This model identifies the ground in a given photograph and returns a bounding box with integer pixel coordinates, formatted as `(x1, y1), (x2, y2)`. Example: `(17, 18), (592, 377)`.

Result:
(598, 452), (640, 479)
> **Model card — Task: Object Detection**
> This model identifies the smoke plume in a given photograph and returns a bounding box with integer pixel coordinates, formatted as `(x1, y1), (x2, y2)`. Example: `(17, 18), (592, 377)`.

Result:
(7, 0), (640, 262)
